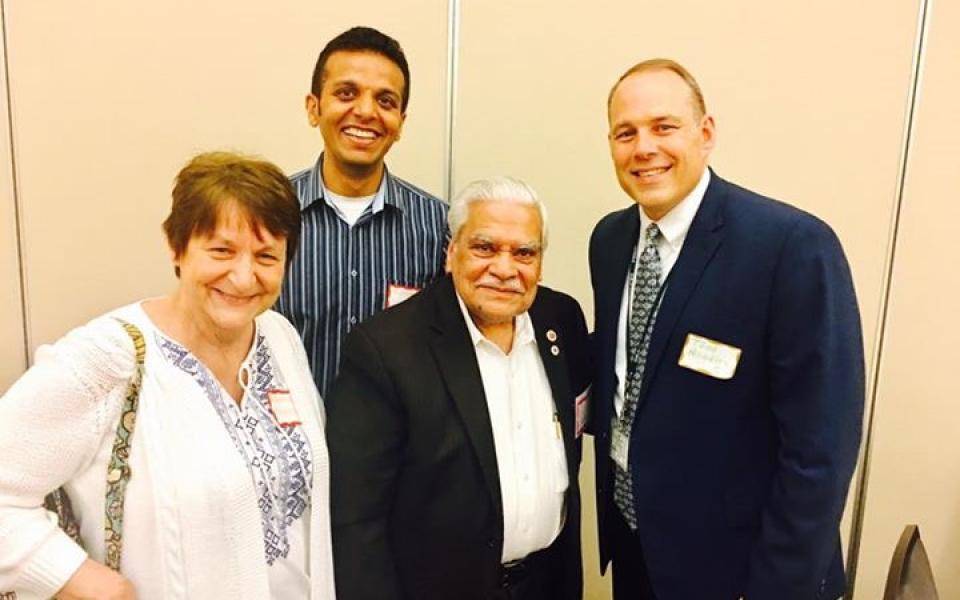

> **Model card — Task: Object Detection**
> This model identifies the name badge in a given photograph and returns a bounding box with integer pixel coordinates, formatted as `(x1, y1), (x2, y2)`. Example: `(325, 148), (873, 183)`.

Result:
(677, 333), (742, 380)
(610, 427), (629, 471)
(385, 283), (420, 308)
(267, 390), (301, 427)
(575, 385), (590, 439)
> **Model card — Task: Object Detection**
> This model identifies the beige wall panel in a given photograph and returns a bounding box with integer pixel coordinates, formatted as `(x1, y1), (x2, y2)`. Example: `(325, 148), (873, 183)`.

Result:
(455, 2), (918, 598)
(853, 1), (960, 596)
(5, 0), (447, 350)
(0, 22), (26, 393)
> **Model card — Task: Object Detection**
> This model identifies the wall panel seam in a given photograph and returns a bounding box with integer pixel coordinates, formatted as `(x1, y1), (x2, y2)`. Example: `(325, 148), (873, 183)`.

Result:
(844, 0), (933, 597)
(1, 0), (31, 368)
(443, 0), (460, 202)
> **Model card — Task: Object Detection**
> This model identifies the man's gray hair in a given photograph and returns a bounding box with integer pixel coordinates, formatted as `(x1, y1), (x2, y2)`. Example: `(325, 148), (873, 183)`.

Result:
(447, 176), (549, 248)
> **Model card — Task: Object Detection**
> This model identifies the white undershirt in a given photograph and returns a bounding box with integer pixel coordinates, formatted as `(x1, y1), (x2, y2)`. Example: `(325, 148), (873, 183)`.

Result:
(614, 168), (711, 416)
(456, 294), (569, 563)
(323, 186), (377, 226)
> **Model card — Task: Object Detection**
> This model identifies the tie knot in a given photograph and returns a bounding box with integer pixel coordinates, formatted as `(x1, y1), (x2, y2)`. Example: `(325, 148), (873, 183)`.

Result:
(644, 223), (661, 245)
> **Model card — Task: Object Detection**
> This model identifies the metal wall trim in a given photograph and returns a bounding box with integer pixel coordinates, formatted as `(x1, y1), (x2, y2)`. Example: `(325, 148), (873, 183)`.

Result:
(844, 0), (933, 596)
(0, 0), (31, 369)
(443, 0), (460, 202)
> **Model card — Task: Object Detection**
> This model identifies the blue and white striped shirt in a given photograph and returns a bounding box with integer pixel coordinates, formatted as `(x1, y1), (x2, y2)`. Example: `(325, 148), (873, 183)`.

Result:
(276, 156), (449, 400)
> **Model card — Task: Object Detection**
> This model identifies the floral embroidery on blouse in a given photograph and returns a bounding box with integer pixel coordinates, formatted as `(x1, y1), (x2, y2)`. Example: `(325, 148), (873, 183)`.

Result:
(156, 330), (313, 565)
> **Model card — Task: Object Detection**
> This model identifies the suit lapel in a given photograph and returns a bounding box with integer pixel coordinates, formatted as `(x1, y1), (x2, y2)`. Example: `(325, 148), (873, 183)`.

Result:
(639, 174), (727, 406)
(427, 277), (504, 520)
(528, 297), (577, 479)
(597, 208), (642, 337)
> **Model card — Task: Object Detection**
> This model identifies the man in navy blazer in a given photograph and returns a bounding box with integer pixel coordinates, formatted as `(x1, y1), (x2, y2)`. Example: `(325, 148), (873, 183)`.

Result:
(589, 59), (864, 600)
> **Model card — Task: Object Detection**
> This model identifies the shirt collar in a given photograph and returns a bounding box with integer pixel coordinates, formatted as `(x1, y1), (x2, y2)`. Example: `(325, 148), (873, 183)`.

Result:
(638, 167), (711, 253)
(302, 153), (398, 213)
(455, 290), (536, 353)
(322, 178), (387, 217)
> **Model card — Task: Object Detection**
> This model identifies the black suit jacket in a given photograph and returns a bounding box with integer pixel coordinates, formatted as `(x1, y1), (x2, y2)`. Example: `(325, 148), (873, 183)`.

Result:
(328, 275), (591, 600)
(589, 173), (864, 600)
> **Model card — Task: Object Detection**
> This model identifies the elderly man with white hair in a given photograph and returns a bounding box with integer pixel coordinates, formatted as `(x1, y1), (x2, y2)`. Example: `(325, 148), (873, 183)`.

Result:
(327, 176), (592, 600)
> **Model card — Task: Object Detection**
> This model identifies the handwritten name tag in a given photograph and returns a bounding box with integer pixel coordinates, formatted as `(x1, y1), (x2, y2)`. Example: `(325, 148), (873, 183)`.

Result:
(677, 333), (742, 380)
(267, 390), (301, 427)
(385, 283), (420, 308)
(575, 385), (590, 438)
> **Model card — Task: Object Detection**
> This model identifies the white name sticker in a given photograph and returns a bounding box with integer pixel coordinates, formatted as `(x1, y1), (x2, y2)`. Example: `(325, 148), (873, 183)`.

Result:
(385, 283), (421, 309)
(267, 390), (301, 427)
(677, 333), (742, 380)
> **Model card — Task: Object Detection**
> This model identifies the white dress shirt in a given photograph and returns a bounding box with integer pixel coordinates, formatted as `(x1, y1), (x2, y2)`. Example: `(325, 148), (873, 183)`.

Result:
(456, 295), (569, 563)
(614, 168), (711, 417)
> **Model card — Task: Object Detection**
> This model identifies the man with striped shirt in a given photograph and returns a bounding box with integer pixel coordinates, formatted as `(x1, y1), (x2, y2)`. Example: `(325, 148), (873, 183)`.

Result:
(276, 27), (448, 399)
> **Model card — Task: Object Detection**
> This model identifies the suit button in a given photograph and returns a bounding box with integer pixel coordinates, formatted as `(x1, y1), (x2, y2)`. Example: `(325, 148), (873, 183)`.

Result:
(487, 538), (496, 548)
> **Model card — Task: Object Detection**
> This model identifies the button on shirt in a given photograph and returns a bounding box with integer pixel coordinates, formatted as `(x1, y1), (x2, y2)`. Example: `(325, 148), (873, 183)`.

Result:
(614, 168), (711, 417)
(276, 156), (449, 399)
(456, 295), (569, 563)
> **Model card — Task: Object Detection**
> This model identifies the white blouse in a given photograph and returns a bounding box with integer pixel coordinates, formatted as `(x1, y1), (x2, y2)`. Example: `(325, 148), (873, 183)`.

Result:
(0, 303), (336, 600)
(154, 327), (312, 596)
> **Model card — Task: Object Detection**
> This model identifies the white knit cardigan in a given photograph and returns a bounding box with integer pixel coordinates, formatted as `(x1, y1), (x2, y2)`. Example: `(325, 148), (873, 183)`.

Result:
(0, 303), (336, 600)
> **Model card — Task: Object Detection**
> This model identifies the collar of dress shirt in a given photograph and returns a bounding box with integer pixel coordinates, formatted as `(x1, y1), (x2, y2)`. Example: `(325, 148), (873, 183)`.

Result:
(321, 180), (386, 221)
(302, 153), (391, 213)
(455, 291), (536, 353)
(637, 167), (711, 254)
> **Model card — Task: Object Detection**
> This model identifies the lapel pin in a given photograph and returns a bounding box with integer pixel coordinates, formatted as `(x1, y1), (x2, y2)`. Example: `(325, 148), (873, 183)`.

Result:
(546, 329), (558, 342)
(550, 345), (560, 356)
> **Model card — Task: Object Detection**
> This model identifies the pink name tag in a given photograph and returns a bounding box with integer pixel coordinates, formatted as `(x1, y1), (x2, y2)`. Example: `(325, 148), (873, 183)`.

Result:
(385, 283), (420, 308)
(575, 385), (590, 438)
(267, 390), (300, 427)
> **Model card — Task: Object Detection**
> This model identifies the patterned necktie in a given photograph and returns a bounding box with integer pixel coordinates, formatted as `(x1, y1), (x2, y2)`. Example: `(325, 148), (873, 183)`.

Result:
(613, 223), (663, 530)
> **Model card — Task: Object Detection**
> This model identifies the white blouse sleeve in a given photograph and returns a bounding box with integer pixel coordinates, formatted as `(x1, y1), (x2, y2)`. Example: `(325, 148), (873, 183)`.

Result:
(0, 315), (136, 598)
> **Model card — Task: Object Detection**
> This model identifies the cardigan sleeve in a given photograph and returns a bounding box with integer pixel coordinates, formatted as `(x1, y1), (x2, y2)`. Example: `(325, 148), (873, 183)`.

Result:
(0, 315), (136, 598)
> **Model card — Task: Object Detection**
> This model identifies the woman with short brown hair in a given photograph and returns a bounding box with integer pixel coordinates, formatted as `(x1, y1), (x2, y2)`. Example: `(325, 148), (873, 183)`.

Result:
(0, 152), (334, 600)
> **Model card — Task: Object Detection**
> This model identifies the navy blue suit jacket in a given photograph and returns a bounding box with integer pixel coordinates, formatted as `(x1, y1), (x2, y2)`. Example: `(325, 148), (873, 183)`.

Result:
(589, 172), (864, 600)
